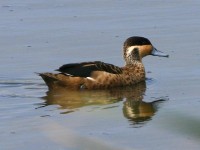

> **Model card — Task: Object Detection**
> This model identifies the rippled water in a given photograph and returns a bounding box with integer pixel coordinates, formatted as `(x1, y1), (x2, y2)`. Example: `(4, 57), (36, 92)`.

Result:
(1, 1), (200, 150)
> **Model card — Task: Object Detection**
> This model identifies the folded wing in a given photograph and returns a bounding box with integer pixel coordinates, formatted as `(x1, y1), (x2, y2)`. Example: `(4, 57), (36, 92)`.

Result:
(56, 61), (122, 77)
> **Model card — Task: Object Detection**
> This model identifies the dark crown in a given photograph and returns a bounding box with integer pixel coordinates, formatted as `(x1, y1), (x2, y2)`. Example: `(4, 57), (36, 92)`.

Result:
(124, 36), (152, 48)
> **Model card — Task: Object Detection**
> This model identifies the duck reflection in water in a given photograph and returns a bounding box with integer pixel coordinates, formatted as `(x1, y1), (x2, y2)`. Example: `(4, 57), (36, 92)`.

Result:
(41, 81), (166, 127)
(123, 94), (165, 127)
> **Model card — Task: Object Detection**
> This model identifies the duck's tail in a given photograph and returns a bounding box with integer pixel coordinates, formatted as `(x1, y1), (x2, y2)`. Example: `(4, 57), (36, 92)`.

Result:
(37, 73), (83, 90)
(37, 73), (64, 90)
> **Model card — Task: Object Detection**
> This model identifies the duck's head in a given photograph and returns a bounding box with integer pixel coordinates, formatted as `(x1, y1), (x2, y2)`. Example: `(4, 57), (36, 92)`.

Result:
(123, 36), (169, 64)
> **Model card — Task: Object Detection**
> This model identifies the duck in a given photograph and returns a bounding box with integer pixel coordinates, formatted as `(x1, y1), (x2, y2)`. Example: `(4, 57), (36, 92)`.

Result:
(39, 36), (168, 90)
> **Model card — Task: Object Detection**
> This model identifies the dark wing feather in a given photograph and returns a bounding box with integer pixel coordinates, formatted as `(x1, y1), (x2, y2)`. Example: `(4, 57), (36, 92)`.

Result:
(56, 61), (122, 77)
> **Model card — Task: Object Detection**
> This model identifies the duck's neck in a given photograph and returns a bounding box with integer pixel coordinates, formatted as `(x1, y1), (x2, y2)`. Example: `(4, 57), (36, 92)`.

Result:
(123, 46), (143, 66)
(125, 59), (142, 66)
(124, 52), (142, 66)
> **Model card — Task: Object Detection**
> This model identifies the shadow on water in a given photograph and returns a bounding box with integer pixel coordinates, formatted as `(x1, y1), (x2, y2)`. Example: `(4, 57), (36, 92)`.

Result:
(40, 81), (167, 127)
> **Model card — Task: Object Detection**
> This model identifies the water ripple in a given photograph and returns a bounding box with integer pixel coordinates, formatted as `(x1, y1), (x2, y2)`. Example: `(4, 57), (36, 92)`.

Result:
(0, 78), (46, 98)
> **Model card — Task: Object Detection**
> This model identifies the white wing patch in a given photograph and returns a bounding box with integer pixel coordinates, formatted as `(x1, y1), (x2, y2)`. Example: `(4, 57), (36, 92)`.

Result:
(64, 73), (73, 76)
(86, 77), (96, 81)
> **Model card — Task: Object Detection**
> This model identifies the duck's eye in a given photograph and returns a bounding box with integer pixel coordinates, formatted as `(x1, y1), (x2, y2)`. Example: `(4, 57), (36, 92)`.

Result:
(132, 48), (140, 60)
(133, 48), (139, 54)
(133, 47), (138, 50)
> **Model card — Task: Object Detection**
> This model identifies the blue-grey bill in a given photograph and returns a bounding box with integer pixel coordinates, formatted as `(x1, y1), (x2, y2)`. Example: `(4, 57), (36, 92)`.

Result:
(151, 47), (169, 57)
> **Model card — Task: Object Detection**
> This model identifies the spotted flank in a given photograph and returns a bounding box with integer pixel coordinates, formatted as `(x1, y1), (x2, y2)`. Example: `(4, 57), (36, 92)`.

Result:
(39, 36), (168, 90)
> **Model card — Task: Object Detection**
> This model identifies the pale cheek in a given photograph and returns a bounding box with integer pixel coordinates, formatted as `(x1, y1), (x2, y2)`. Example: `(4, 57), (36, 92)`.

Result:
(126, 46), (137, 55)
